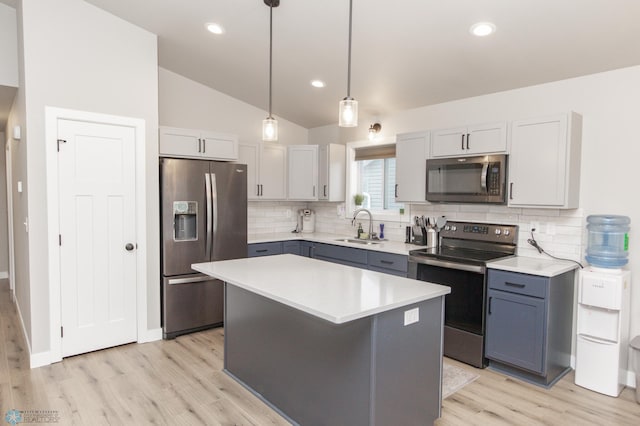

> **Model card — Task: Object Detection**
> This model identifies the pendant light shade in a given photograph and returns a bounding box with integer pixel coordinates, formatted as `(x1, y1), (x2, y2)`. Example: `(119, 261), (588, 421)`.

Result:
(339, 97), (358, 127)
(339, 0), (358, 127)
(262, 0), (279, 141)
(262, 117), (278, 141)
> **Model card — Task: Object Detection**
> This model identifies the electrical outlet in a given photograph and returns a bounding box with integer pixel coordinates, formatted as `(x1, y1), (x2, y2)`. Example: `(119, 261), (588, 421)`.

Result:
(404, 308), (419, 326)
(285, 209), (291, 218)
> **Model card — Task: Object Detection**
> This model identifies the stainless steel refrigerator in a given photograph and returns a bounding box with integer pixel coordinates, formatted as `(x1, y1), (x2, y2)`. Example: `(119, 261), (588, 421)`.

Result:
(160, 158), (247, 339)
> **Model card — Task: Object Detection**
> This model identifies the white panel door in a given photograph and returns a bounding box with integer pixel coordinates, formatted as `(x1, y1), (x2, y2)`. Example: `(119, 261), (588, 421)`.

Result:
(396, 132), (429, 202)
(261, 142), (287, 200)
(509, 115), (568, 207)
(288, 145), (318, 200)
(238, 141), (260, 199)
(58, 119), (137, 357)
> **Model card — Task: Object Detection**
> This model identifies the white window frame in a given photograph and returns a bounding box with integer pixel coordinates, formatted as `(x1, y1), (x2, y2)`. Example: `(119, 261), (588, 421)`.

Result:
(345, 136), (402, 220)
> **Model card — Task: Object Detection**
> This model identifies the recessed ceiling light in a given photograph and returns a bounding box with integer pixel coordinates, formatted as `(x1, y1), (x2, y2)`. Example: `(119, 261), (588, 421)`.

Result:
(470, 22), (496, 37)
(206, 23), (224, 35)
(311, 80), (326, 88)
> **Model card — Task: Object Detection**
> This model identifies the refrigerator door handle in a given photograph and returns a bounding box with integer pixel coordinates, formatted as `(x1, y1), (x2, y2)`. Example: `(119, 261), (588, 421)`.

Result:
(168, 275), (214, 285)
(210, 173), (219, 247)
(205, 173), (213, 259)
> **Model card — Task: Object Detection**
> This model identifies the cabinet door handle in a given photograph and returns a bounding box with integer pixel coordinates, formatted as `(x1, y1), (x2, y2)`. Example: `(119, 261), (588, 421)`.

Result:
(509, 182), (514, 200)
(256, 184), (260, 196)
(505, 281), (526, 288)
(256, 249), (268, 253)
(466, 133), (470, 150)
(202, 138), (206, 154)
(260, 184), (263, 196)
(324, 185), (327, 197)
(380, 260), (394, 265)
(461, 134), (465, 150)
(197, 138), (202, 153)
(313, 185), (315, 197)
(488, 297), (492, 315)
(395, 184), (398, 198)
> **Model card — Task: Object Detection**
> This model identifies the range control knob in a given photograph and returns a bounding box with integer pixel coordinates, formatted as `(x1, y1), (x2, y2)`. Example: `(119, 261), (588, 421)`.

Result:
(503, 229), (511, 236)
(494, 229), (502, 235)
(444, 225), (450, 231)
(451, 226), (457, 231)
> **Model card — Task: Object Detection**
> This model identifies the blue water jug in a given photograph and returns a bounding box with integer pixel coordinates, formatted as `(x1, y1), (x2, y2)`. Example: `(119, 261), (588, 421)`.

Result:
(585, 215), (630, 268)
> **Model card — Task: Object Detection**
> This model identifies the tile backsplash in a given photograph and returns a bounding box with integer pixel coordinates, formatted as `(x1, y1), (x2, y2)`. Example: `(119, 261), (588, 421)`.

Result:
(248, 201), (586, 262)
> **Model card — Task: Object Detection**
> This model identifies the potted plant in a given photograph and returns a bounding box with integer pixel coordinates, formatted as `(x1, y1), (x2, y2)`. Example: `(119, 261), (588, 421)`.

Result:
(354, 193), (364, 207)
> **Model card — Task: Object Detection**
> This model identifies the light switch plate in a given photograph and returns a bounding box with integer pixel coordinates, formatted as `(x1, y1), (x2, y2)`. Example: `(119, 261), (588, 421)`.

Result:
(404, 307), (419, 326)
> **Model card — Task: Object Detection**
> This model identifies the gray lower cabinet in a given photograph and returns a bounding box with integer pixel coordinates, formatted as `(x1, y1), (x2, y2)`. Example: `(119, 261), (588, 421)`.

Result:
(282, 240), (301, 255)
(300, 241), (314, 257)
(485, 268), (574, 388)
(249, 241), (408, 276)
(311, 242), (368, 268)
(368, 251), (408, 277)
(248, 242), (283, 257)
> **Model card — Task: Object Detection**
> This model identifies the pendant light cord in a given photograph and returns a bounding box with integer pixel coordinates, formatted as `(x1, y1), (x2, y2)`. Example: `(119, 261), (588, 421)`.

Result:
(268, 2), (273, 118)
(346, 0), (353, 98)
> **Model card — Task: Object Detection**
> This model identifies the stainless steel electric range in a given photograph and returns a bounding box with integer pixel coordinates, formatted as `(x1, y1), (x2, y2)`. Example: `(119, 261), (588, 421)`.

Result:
(408, 221), (518, 368)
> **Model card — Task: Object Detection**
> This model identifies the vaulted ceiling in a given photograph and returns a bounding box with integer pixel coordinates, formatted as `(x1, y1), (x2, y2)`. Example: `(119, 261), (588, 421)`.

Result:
(4, 0), (640, 129)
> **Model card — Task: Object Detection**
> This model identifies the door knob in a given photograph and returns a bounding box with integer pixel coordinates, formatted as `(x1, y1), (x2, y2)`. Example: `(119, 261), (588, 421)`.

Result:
(125, 243), (135, 251)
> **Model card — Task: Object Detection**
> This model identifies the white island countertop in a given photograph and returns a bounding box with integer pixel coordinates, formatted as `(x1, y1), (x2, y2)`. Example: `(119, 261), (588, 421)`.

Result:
(487, 256), (580, 277)
(193, 254), (450, 324)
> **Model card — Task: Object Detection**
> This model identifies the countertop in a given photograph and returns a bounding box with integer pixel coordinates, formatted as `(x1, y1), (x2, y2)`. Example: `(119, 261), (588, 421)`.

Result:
(193, 254), (450, 324)
(249, 232), (421, 256)
(487, 256), (580, 277)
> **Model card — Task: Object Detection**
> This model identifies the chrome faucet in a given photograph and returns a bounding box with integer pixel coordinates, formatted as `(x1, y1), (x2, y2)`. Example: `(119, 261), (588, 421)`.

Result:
(352, 208), (374, 239)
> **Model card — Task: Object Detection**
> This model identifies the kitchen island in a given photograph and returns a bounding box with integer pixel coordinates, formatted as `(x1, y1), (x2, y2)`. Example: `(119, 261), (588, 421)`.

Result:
(193, 254), (450, 426)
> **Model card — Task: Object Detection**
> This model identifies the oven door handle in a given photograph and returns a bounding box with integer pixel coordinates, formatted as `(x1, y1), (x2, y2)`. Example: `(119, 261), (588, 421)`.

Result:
(408, 255), (485, 274)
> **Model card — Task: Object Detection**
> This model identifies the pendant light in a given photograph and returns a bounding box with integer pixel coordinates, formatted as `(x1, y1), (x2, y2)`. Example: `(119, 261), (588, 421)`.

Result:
(339, 0), (358, 127)
(262, 0), (279, 141)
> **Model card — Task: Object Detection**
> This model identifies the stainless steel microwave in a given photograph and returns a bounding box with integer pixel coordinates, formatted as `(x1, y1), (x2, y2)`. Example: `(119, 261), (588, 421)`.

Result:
(425, 154), (507, 204)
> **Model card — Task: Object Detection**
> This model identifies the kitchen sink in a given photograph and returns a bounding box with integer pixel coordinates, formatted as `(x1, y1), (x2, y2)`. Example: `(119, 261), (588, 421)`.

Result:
(334, 238), (383, 245)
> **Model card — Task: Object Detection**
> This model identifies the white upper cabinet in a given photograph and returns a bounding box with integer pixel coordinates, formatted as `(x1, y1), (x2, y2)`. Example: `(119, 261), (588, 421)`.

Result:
(508, 112), (582, 208)
(238, 141), (287, 200)
(288, 145), (319, 200)
(159, 126), (238, 160)
(318, 144), (346, 202)
(395, 132), (430, 203)
(431, 122), (507, 157)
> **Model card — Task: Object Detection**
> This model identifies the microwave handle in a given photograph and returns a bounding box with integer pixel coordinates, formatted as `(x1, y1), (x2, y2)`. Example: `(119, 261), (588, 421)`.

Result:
(481, 163), (488, 192)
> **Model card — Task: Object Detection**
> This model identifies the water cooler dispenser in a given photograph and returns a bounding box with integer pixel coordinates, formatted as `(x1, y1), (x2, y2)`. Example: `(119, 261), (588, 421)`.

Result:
(575, 215), (631, 396)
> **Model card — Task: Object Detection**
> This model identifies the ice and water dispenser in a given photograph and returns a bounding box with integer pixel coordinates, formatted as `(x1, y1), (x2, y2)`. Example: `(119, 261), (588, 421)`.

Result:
(575, 215), (633, 397)
(173, 201), (197, 241)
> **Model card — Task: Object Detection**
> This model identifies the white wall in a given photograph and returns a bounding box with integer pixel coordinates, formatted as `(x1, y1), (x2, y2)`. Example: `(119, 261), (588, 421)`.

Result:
(159, 68), (308, 146)
(12, 0), (159, 357)
(0, 130), (8, 276)
(9, 0), (29, 349)
(0, 2), (18, 87)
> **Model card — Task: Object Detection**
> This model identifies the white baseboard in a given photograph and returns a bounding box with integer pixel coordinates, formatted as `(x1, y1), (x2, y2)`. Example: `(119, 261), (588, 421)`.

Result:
(0, 271), (8, 279)
(13, 294), (55, 368)
(138, 327), (162, 343)
(626, 371), (637, 388)
(30, 351), (53, 369)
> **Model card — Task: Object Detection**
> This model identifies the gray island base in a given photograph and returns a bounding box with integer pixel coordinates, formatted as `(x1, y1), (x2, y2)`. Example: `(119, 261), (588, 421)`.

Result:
(193, 255), (449, 425)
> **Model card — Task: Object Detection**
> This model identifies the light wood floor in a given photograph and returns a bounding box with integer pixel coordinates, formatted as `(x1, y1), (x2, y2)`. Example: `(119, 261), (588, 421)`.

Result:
(1, 280), (639, 425)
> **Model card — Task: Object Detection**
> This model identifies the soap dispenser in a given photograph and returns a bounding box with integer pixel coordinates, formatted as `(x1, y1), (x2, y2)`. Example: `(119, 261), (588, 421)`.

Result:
(357, 223), (363, 239)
